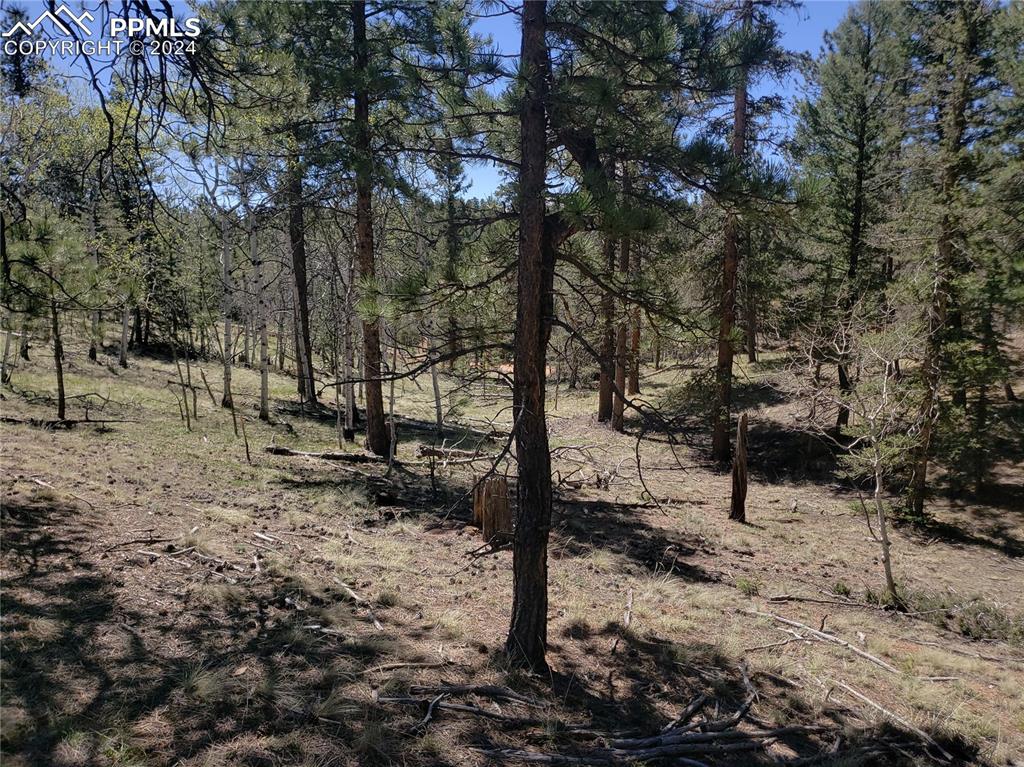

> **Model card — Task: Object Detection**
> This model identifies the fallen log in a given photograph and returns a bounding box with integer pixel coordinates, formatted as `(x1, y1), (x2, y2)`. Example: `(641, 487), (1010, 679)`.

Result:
(417, 445), (484, 460)
(2, 416), (135, 429)
(263, 445), (384, 463)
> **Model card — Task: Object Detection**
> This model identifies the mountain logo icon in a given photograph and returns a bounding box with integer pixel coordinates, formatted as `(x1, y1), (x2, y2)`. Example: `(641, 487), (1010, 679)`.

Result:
(3, 4), (95, 37)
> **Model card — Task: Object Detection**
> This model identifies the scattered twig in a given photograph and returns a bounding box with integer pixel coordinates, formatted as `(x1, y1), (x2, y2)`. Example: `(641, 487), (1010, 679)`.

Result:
(333, 577), (384, 631)
(103, 535), (176, 552)
(413, 692), (447, 732)
(28, 476), (96, 509)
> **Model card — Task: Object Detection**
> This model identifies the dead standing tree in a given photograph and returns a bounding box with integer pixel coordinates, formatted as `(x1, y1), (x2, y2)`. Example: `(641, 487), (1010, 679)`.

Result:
(791, 296), (926, 605)
(729, 412), (748, 522)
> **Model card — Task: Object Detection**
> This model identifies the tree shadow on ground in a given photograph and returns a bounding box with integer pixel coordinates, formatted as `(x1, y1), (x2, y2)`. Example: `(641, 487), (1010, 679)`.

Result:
(0, 466), (993, 767)
(743, 420), (840, 484)
(270, 397), (503, 449)
(0, 487), (459, 767)
(551, 498), (722, 584)
(899, 512), (1024, 559)
(475, 626), (980, 766)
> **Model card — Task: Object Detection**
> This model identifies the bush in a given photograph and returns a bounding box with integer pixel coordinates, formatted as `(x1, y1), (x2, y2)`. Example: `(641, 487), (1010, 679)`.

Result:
(735, 577), (760, 597)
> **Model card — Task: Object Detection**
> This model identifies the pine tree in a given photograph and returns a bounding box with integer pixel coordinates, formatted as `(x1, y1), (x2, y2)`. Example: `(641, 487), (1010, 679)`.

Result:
(905, 0), (1001, 514)
(792, 0), (906, 432)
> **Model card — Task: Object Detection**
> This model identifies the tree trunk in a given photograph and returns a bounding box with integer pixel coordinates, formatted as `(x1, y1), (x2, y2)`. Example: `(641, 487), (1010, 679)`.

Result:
(612, 164), (631, 431)
(242, 275), (251, 367)
(387, 331), (399, 468)
(628, 231), (641, 395)
(18, 317), (30, 360)
(88, 202), (99, 362)
(431, 357), (443, 437)
(597, 235), (615, 422)
(873, 459), (897, 604)
(909, 20), (971, 517)
(506, 0), (553, 673)
(289, 163), (316, 403)
(744, 286), (757, 364)
(628, 319), (641, 395)
(836, 363), (852, 428)
(836, 118), (867, 430)
(352, 0), (390, 457)
(729, 413), (748, 522)
(254, 221), (270, 422)
(277, 285), (287, 371)
(445, 135), (461, 371)
(131, 307), (142, 349)
(344, 261), (357, 438)
(711, 0), (751, 463)
(1, 316), (12, 384)
(119, 305), (130, 368)
(188, 332), (198, 417)
(50, 296), (65, 421)
(220, 216), (234, 409)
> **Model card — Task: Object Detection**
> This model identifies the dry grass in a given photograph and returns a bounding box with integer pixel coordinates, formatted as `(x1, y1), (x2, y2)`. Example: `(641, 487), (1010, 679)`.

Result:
(1, 335), (1022, 766)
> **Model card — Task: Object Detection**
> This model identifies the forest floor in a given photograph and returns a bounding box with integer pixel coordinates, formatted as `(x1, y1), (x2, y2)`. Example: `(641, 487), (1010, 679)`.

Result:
(2, 338), (1023, 767)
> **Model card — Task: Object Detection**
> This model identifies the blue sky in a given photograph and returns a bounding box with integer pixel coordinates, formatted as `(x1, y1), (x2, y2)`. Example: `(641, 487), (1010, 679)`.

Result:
(5, 0), (853, 199)
(464, 1), (855, 197)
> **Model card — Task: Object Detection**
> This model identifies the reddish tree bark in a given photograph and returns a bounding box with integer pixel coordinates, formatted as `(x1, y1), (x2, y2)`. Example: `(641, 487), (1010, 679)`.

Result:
(289, 164), (317, 404)
(711, 0), (751, 463)
(597, 235), (615, 422)
(352, 0), (390, 457)
(506, 0), (554, 673)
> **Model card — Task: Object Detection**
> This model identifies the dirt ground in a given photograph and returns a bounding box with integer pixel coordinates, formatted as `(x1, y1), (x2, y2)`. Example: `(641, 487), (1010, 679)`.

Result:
(2, 341), (1023, 767)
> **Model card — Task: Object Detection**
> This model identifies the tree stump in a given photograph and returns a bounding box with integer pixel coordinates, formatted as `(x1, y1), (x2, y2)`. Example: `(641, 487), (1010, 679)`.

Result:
(729, 412), (748, 522)
(473, 476), (512, 544)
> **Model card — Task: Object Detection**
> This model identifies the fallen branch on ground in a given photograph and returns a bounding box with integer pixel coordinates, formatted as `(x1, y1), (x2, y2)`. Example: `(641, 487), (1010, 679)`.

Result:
(409, 684), (542, 707)
(27, 476), (97, 509)
(661, 694), (708, 733)
(743, 610), (900, 674)
(101, 532), (178, 548)
(416, 445), (484, 460)
(356, 660), (450, 675)
(2, 416), (135, 429)
(767, 593), (882, 610)
(264, 445), (384, 463)
(831, 679), (953, 762)
(333, 577), (384, 631)
(475, 730), (816, 765)
(377, 696), (544, 725)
